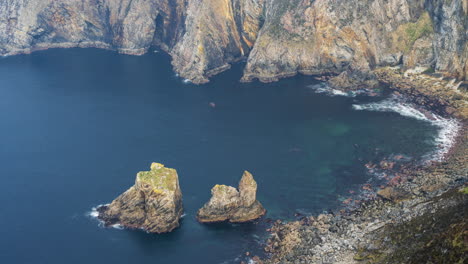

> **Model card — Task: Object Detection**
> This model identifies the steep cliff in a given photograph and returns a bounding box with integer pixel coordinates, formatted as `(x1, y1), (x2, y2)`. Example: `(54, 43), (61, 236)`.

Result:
(0, 0), (185, 55)
(170, 0), (264, 83)
(242, 0), (467, 82)
(0, 0), (466, 83)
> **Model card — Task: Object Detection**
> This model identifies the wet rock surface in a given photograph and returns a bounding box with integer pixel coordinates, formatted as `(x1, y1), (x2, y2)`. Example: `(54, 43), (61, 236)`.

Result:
(197, 171), (266, 223)
(98, 163), (183, 233)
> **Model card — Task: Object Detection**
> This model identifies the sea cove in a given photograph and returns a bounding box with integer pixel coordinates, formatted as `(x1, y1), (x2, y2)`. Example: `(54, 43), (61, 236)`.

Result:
(0, 48), (451, 263)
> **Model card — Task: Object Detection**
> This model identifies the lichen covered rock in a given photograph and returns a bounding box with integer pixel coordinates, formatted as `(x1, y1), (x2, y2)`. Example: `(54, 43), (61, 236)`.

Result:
(197, 171), (266, 223)
(98, 163), (183, 233)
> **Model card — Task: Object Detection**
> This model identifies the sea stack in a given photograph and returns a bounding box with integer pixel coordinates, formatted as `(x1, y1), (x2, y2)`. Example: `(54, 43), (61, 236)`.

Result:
(97, 163), (183, 233)
(197, 171), (266, 223)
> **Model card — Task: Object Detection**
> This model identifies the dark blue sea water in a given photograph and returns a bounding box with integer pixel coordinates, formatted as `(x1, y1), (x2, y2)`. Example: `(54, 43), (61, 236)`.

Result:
(0, 49), (440, 263)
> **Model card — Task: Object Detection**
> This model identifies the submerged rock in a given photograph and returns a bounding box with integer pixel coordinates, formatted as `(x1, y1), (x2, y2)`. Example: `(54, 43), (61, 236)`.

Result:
(197, 171), (266, 223)
(98, 163), (183, 233)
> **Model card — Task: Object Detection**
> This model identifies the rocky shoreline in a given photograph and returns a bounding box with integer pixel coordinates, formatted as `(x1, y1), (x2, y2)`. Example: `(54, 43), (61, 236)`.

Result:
(252, 70), (467, 264)
(259, 130), (466, 264)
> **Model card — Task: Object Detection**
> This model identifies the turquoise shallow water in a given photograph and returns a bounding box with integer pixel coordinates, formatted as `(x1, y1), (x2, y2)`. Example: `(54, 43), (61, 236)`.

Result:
(0, 48), (439, 263)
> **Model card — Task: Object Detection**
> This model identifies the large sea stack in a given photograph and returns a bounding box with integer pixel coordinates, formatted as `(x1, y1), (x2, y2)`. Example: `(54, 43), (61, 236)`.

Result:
(197, 171), (266, 223)
(98, 163), (183, 233)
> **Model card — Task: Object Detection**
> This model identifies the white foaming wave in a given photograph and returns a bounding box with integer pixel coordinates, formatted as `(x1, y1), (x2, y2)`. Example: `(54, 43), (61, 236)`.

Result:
(87, 204), (128, 230)
(111, 224), (124, 230)
(87, 204), (110, 228)
(87, 209), (99, 218)
(86, 204), (109, 219)
(307, 83), (360, 97)
(427, 116), (461, 161)
(183, 79), (191, 84)
(352, 98), (429, 120)
(181, 213), (187, 218)
(352, 96), (461, 161)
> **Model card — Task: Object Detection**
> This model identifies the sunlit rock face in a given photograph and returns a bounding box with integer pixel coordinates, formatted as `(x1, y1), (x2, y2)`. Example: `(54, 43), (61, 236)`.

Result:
(197, 171), (266, 223)
(0, 0), (466, 83)
(98, 163), (183, 233)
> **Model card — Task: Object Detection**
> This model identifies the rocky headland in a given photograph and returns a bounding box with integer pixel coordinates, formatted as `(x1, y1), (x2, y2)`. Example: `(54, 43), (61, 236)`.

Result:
(197, 171), (266, 223)
(97, 162), (183, 233)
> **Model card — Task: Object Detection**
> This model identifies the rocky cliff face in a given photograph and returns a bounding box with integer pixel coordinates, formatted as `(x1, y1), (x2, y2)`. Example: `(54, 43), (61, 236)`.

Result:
(98, 162), (183, 233)
(243, 0), (467, 82)
(0, 0), (185, 55)
(0, 0), (466, 83)
(197, 171), (266, 223)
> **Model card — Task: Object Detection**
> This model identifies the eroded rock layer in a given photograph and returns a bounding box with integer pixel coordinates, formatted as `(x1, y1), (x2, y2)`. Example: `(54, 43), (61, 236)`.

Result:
(197, 171), (266, 223)
(98, 162), (183, 233)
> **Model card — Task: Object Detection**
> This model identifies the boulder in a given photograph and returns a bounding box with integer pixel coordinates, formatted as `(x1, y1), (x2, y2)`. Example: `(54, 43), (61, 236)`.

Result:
(197, 171), (266, 223)
(377, 187), (409, 202)
(98, 163), (183, 233)
(327, 69), (379, 91)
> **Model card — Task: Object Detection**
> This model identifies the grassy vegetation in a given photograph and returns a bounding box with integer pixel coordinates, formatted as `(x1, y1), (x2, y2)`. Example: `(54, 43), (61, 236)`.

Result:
(460, 186), (468, 194)
(393, 12), (434, 52)
(137, 164), (178, 191)
(405, 13), (433, 44)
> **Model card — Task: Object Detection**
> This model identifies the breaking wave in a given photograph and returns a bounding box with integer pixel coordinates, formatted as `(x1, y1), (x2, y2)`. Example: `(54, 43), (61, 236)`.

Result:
(352, 95), (461, 162)
(86, 204), (108, 220)
(87, 204), (125, 230)
(307, 83), (367, 97)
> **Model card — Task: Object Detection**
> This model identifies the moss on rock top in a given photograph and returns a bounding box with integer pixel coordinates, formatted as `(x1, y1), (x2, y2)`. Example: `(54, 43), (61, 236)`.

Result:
(136, 163), (178, 192)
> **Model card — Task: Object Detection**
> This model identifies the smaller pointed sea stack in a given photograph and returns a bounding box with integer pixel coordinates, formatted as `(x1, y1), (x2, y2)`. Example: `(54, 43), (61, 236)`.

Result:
(97, 163), (183, 233)
(197, 171), (266, 223)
